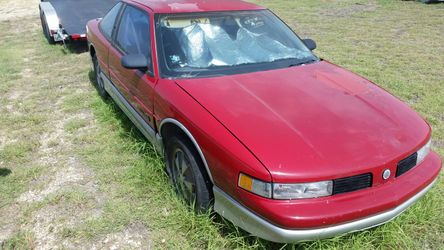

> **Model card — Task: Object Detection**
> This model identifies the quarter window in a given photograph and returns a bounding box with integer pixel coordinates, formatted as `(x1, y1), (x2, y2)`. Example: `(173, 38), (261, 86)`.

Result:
(116, 5), (151, 61)
(100, 2), (122, 38)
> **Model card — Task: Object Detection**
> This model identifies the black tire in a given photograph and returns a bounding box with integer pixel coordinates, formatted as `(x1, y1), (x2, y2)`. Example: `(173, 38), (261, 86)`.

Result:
(40, 11), (55, 44)
(165, 134), (212, 212)
(92, 54), (108, 98)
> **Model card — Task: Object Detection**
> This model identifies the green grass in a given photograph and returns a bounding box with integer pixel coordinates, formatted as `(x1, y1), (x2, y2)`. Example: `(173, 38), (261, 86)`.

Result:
(1, 231), (35, 250)
(0, 165), (43, 208)
(64, 118), (89, 133)
(0, 141), (38, 162)
(0, 0), (443, 249)
(0, 40), (24, 94)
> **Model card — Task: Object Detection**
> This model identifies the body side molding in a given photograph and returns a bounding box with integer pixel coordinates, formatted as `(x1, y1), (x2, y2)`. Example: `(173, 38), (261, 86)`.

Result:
(100, 72), (163, 152)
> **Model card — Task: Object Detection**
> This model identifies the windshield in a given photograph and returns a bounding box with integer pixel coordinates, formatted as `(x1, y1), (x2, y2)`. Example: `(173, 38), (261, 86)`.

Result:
(156, 10), (318, 78)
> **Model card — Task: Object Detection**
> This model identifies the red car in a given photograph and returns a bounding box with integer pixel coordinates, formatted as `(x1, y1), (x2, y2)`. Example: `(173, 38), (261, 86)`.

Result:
(86, 0), (442, 243)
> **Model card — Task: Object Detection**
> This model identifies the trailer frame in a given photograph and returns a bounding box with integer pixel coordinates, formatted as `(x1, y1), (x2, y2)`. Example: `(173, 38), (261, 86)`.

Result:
(39, 0), (118, 44)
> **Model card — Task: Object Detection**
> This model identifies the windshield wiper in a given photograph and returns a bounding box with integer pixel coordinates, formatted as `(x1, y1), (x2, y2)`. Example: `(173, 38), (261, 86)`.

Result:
(288, 58), (318, 68)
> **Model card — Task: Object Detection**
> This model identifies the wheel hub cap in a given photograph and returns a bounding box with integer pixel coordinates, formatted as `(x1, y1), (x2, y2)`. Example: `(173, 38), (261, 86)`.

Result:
(173, 149), (196, 203)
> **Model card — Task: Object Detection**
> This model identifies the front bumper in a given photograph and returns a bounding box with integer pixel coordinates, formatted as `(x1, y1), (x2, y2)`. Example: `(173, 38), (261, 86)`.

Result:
(214, 152), (441, 243)
(214, 179), (437, 243)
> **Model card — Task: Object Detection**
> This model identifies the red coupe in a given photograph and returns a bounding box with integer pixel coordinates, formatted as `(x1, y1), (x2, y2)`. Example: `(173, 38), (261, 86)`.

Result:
(86, 0), (442, 242)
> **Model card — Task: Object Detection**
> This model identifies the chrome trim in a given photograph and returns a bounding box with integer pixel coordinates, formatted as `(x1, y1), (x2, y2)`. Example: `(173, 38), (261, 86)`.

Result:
(155, 133), (164, 154)
(39, 2), (60, 39)
(100, 72), (162, 152)
(159, 118), (214, 183)
(213, 179), (437, 243)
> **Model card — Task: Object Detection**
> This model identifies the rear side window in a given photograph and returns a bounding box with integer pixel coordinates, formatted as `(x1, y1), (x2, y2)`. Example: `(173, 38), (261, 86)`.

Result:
(100, 2), (122, 38)
(115, 5), (151, 60)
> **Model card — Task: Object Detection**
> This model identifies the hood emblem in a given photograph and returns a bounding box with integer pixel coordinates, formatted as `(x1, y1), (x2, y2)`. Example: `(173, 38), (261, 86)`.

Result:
(382, 169), (391, 180)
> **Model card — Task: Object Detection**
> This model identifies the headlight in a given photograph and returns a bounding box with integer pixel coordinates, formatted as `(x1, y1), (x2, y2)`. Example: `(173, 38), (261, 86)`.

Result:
(238, 173), (332, 200)
(238, 173), (272, 198)
(273, 181), (332, 200)
(417, 138), (431, 164)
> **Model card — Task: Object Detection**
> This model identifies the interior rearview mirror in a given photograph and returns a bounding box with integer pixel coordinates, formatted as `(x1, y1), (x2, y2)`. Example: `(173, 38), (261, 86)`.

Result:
(121, 54), (148, 71)
(302, 39), (317, 51)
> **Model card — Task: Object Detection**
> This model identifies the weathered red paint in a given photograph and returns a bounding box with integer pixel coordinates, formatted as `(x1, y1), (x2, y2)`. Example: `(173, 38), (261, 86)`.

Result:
(87, 0), (441, 230)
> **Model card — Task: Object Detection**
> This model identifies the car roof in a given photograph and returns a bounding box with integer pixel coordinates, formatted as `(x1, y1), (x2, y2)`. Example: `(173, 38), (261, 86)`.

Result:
(127, 0), (265, 14)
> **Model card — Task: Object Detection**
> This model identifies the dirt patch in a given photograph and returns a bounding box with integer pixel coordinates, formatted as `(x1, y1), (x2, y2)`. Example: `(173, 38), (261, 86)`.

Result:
(17, 157), (99, 203)
(38, 131), (66, 167)
(0, 204), (21, 243)
(0, 135), (8, 151)
(37, 112), (71, 167)
(320, 2), (377, 18)
(26, 198), (103, 249)
(7, 89), (30, 101)
(18, 156), (106, 249)
(21, 68), (34, 78)
(88, 223), (151, 250)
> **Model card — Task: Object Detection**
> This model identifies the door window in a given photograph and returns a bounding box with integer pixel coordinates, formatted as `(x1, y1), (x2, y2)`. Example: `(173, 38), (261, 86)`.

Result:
(116, 5), (151, 62)
(100, 2), (123, 38)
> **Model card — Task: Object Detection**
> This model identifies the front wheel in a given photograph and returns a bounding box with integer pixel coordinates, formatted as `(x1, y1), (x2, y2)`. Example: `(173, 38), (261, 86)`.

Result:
(165, 135), (212, 212)
(92, 55), (108, 98)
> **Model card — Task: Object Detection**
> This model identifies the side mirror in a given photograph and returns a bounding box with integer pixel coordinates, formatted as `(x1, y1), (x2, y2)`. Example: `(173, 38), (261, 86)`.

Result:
(302, 39), (317, 51)
(121, 54), (148, 71)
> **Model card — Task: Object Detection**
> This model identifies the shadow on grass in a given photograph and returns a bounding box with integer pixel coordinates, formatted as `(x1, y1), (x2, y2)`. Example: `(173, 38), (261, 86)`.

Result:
(87, 70), (159, 157)
(0, 168), (12, 177)
(423, 1), (444, 4)
(60, 40), (89, 54)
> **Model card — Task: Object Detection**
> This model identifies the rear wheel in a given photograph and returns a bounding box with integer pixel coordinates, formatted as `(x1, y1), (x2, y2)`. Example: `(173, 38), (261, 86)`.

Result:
(92, 55), (108, 98)
(165, 135), (212, 212)
(40, 11), (55, 44)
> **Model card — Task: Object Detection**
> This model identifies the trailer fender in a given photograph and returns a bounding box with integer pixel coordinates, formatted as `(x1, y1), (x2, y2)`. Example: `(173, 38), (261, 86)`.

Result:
(39, 2), (60, 35)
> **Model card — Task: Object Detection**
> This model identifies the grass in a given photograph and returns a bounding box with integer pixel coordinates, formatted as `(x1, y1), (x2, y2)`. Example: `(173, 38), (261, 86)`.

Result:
(1, 232), (35, 250)
(0, 141), (37, 162)
(0, 165), (43, 208)
(64, 118), (89, 133)
(0, 0), (443, 249)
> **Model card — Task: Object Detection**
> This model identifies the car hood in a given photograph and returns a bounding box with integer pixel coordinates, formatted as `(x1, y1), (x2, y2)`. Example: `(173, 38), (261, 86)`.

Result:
(175, 61), (430, 182)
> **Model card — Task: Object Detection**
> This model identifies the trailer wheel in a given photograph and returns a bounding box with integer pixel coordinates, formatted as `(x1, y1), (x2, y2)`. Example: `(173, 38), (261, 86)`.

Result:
(92, 55), (108, 98)
(40, 11), (55, 44)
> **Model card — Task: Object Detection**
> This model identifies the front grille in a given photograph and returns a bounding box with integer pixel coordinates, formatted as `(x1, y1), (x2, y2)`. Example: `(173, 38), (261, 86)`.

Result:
(396, 152), (418, 177)
(332, 173), (373, 195)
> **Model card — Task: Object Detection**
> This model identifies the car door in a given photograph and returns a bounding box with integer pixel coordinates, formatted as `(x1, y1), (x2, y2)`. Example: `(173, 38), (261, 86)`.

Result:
(94, 2), (123, 77)
(108, 4), (156, 128)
